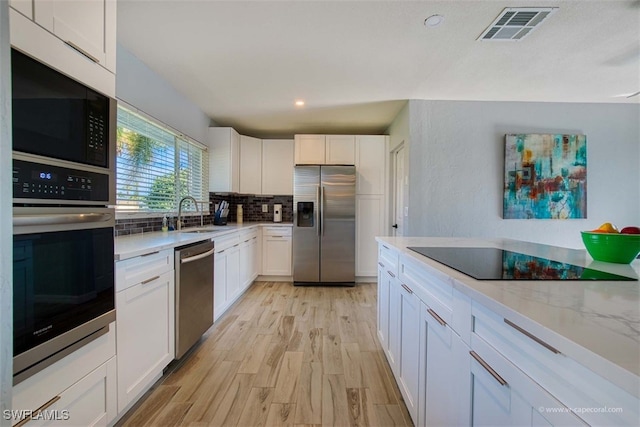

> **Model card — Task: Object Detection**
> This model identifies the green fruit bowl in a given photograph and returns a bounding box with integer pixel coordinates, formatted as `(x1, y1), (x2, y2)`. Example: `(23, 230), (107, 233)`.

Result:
(581, 232), (640, 264)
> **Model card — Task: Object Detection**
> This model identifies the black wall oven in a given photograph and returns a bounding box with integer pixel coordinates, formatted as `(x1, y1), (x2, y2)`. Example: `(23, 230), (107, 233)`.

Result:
(12, 48), (117, 384)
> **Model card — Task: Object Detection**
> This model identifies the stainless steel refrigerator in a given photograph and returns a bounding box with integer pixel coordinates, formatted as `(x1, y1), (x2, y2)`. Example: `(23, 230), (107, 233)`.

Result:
(293, 165), (356, 285)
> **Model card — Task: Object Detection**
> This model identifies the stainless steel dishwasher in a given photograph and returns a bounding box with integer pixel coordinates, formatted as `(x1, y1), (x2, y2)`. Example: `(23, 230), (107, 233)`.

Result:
(175, 239), (214, 359)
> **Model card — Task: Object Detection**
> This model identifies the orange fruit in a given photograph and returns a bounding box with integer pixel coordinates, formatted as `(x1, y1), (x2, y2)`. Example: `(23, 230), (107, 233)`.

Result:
(592, 222), (619, 233)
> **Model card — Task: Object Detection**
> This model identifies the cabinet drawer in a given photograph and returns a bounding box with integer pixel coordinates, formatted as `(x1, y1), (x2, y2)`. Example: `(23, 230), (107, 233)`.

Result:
(214, 232), (240, 252)
(12, 323), (116, 421)
(472, 301), (639, 426)
(378, 243), (399, 276)
(262, 226), (291, 237)
(115, 249), (173, 292)
(469, 334), (587, 427)
(400, 254), (453, 327)
(239, 227), (259, 242)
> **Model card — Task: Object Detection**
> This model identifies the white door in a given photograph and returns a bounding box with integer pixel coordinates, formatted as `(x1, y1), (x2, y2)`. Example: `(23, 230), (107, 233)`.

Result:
(392, 144), (405, 236)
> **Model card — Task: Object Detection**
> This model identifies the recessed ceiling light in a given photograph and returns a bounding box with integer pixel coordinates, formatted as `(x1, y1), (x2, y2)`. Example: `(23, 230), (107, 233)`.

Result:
(295, 100), (305, 107)
(424, 15), (444, 28)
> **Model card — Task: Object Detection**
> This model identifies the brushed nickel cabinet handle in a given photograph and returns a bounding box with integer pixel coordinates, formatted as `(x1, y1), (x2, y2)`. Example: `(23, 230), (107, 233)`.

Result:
(427, 308), (447, 327)
(15, 395), (61, 427)
(401, 284), (413, 294)
(141, 275), (160, 285)
(387, 270), (396, 278)
(383, 245), (390, 250)
(504, 318), (561, 354)
(141, 251), (160, 257)
(378, 262), (385, 268)
(470, 351), (507, 387)
(65, 40), (100, 63)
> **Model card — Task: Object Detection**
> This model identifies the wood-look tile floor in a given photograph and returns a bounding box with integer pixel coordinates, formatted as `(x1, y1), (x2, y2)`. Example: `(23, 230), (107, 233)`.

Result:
(117, 281), (413, 427)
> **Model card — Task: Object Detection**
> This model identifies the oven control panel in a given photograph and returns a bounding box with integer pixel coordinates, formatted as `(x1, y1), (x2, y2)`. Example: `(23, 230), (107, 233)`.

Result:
(13, 159), (110, 202)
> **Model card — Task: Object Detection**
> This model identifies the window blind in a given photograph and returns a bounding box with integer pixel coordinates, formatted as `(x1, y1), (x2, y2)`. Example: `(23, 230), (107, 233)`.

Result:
(116, 106), (208, 213)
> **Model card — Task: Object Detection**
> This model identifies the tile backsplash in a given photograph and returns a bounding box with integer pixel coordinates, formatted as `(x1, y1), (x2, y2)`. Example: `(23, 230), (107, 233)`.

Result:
(210, 194), (293, 223)
(115, 193), (293, 236)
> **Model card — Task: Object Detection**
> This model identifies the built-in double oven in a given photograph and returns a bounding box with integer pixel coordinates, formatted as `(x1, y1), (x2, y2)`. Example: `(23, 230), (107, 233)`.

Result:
(11, 48), (117, 384)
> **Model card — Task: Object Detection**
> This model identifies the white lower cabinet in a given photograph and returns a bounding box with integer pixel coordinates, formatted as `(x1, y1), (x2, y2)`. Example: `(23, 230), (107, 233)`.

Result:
(377, 242), (604, 427)
(226, 244), (241, 303)
(115, 268), (174, 413)
(419, 302), (470, 427)
(213, 234), (241, 321)
(469, 337), (585, 426)
(239, 231), (259, 291)
(12, 325), (117, 427)
(262, 226), (292, 276)
(45, 357), (117, 427)
(376, 261), (391, 352)
(397, 282), (421, 424)
(214, 228), (263, 321)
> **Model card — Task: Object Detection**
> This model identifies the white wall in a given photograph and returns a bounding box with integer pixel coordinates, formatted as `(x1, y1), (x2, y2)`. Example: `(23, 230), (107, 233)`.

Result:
(401, 100), (640, 249)
(0, 0), (13, 416)
(116, 44), (211, 143)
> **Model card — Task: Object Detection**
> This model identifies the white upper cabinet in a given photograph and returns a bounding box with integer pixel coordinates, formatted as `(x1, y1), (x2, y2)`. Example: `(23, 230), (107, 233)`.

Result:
(355, 135), (386, 195)
(294, 134), (326, 164)
(295, 134), (358, 165)
(9, 0), (32, 19)
(34, 0), (116, 72)
(325, 135), (355, 164)
(209, 127), (240, 193)
(239, 135), (262, 195)
(9, 0), (116, 96)
(262, 139), (294, 195)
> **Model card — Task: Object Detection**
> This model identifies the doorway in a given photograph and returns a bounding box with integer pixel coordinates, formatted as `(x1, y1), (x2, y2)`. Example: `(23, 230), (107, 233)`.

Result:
(392, 143), (405, 236)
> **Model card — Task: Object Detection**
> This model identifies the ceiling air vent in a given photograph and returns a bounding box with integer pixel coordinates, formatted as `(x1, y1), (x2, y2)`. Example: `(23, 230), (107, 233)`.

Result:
(478, 7), (557, 41)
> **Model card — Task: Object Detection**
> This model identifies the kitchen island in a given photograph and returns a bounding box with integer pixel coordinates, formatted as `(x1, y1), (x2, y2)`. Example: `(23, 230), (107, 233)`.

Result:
(376, 236), (639, 426)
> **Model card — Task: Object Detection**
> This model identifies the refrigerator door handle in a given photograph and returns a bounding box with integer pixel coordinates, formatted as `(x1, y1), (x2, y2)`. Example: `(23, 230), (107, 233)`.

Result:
(320, 186), (325, 236)
(316, 185), (321, 237)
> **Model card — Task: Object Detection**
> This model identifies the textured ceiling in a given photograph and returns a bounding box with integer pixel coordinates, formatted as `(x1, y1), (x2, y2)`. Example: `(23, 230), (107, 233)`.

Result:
(118, 0), (640, 138)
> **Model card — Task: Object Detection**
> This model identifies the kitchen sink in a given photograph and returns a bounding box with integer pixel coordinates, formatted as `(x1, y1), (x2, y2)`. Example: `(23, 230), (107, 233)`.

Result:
(181, 226), (229, 233)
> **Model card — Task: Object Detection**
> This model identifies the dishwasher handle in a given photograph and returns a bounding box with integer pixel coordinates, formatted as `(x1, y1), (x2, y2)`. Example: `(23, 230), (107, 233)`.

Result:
(180, 248), (215, 264)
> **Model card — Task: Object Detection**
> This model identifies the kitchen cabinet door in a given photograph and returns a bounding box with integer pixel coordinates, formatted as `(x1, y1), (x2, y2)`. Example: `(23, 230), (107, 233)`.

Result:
(469, 337), (586, 427)
(26, 357), (117, 427)
(418, 302), (471, 427)
(355, 135), (386, 195)
(387, 271), (401, 377)
(325, 135), (355, 164)
(377, 262), (390, 351)
(239, 235), (258, 291)
(356, 194), (384, 277)
(214, 251), (227, 322)
(397, 281), (421, 424)
(295, 134), (325, 164)
(34, 0), (116, 72)
(116, 270), (175, 413)
(262, 235), (292, 276)
(9, 0), (32, 19)
(209, 127), (240, 193)
(262, 139), (294, 195)
(240, 135), (262, 195)
(250, 235), (260, 280)
(226, 243), (241, 303)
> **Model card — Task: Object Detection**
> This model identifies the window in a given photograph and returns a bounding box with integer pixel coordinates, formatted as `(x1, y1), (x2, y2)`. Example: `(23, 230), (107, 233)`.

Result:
(116, 105), (208, 213)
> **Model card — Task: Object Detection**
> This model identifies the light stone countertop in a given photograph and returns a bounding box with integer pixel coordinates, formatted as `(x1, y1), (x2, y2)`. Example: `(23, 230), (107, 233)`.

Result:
(376, 236), (640, 398)
(115, 222), (293, 261)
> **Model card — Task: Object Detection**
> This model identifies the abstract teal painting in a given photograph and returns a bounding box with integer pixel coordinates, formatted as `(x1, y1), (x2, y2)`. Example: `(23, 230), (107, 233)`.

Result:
(504, 134), (587, 219)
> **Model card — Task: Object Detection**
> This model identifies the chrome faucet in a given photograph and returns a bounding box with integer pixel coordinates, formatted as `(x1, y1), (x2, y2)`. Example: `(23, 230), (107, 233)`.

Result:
(177, 196), (199, 231)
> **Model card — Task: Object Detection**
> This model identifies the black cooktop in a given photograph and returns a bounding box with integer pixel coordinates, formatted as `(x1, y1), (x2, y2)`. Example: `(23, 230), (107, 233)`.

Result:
(407, 247), (637, 281)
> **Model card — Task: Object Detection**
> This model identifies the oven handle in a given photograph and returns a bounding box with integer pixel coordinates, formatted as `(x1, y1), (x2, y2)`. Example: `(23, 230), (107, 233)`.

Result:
(13, 212), (114, 227)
